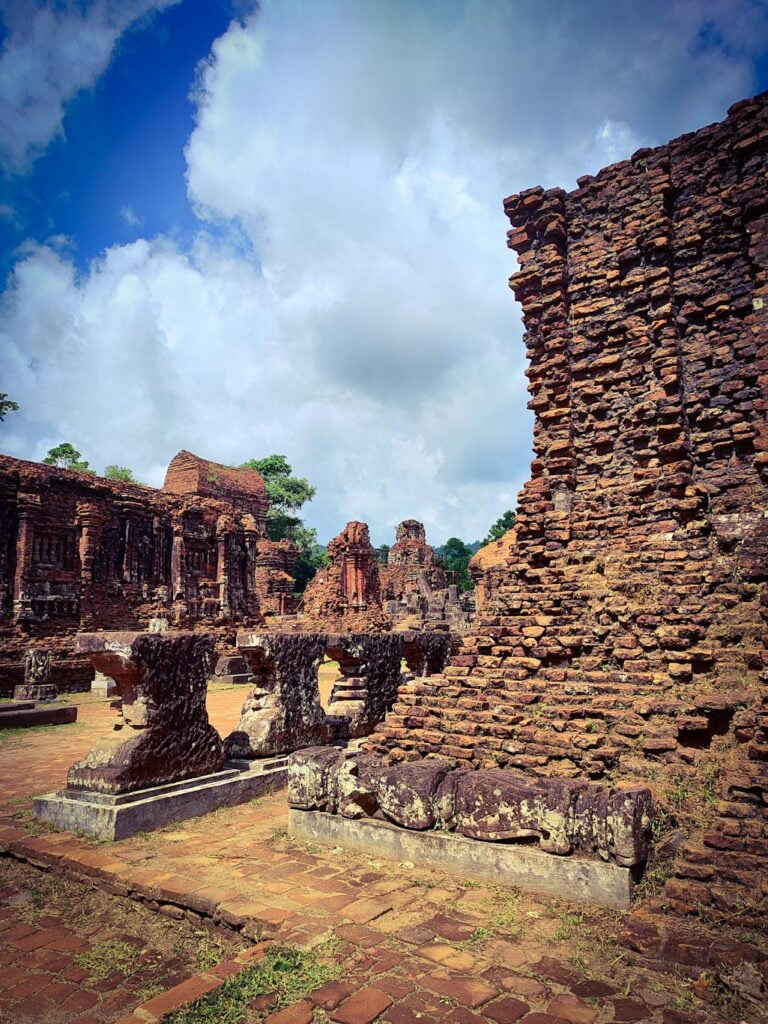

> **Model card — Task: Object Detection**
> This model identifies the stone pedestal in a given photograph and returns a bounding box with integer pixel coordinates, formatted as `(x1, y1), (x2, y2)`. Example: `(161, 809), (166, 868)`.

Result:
(13, 682), (58, 703)
(35, 758), (287, 841)
(225, 633), (331, 758)
(289, 809), (635, 910)
(90, 671), (117, 697)
(15, 647), (58, 703)
(66, 631), (224, 795)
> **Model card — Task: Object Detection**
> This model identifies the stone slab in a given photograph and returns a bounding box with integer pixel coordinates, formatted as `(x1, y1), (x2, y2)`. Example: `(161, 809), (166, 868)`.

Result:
(288, 809), (635, 910)
(34, 758), (288, 841)
(0, 704), (77, 729)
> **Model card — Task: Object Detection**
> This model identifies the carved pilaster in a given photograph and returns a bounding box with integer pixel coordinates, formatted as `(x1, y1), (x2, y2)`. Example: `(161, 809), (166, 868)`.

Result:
(12, 490), (41, 623)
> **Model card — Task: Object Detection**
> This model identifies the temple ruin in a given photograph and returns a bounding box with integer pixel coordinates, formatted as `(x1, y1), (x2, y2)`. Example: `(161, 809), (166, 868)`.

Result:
(300, 518), (470, 633)
(293, 91), (768, 964)
(0, 449), (297, 694)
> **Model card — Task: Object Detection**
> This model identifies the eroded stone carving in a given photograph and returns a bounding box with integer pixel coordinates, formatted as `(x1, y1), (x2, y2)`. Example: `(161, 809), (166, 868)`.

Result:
(288, 749), (654, 867)
(225, 633), (331, 757)
(69, 631), (224, 793)
(14, 647), (57, 703)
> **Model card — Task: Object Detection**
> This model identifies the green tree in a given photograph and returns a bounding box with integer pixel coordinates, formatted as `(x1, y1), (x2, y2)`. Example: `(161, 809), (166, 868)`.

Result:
(483, 509), (517, 545)
(0, 393), (19, 421)
(376, 543), (390, 565)
(104, 465), (136, 483)
(439, 537), (474, 592)
(240, 454), (320, 592)
(43, 442), (94, 474)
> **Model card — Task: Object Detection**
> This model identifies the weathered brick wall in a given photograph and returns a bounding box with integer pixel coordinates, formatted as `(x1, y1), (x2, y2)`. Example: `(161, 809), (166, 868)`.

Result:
(0, 451), (294, 692)
(301, 521), (391, 632)
(370, 92), (768, 938)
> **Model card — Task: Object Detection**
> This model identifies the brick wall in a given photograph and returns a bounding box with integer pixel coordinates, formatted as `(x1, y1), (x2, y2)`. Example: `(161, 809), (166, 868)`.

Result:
(370, 92), (768, 936)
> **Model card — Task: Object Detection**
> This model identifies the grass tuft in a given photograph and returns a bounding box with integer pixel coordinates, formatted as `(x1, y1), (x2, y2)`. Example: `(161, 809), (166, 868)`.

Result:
(167, 943), (341, 1024)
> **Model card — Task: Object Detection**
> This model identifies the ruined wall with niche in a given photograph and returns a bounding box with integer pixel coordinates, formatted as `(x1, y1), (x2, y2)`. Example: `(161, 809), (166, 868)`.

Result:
(369, 92), (768, 941)
(0, 450), (297, 693)
(300, 521), (390, 632)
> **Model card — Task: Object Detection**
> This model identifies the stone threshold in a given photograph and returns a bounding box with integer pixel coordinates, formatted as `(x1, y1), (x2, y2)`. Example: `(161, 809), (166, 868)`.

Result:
(34, 757), (288, 841)
(0, 702), (78, 728)
(289, 808), (636, 910)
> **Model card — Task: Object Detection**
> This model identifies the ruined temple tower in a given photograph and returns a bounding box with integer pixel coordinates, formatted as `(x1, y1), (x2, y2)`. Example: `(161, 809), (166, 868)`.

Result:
(369, 91), (768, 951)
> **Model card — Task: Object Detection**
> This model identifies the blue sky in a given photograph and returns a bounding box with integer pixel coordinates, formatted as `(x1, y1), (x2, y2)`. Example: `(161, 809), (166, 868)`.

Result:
(1, 0), (767, 545)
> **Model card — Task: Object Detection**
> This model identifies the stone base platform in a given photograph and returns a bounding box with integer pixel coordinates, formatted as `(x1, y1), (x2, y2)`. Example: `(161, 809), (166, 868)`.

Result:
(13, 683), (59, 703)
(0, 701), (78, 729)
(289, 809), (636, 910)
(34, 758), (288, 841)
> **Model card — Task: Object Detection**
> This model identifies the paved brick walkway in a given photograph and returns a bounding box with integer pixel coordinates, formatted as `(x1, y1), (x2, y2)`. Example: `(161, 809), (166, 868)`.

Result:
(0, 689), (732, 1023)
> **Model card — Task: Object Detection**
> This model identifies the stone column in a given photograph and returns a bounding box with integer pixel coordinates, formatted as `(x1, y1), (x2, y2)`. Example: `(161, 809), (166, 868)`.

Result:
(216, 515), (230, 618)
(76, 501), (104, 630)
(243, 520), (260, 617)
(170, 519), (187, 622)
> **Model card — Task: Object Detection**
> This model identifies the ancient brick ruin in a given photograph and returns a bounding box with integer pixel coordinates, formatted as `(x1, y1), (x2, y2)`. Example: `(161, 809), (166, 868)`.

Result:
(301, 521), (389, 632)
(301, 518), (469, 633)
(359, 93), (768, 955)
(381, 519), (470, 631)
(0, 450), (297, 694)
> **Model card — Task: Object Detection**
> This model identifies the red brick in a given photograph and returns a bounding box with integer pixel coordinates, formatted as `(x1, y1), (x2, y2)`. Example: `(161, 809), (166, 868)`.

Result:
(484, 996), (530, 1023)
(331, 986), (395, 1023)
(264, 999), (315, 1024)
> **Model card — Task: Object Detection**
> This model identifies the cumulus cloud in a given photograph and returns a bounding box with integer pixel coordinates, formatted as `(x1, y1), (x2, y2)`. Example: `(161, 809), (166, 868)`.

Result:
(2, 0), (768, 543)
(0, 0), (179, 171)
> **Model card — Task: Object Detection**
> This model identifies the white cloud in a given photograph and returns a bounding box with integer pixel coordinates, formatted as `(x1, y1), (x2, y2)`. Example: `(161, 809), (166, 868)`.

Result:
(120, 204), (144, 229)
(2, 0), (768, 544)
(0, 0), (179, 171)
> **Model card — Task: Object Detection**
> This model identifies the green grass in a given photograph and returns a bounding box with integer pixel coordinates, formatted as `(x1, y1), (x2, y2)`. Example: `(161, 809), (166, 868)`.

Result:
(195, 933), (228, 972)
(479, 885), (522, 934)
(553, 910), (584, 942)
(167, 944), (342, 1024)
(75, 939), (142, 981)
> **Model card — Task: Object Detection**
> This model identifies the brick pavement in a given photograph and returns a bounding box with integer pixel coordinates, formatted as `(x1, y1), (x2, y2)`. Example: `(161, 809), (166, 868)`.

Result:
(0, 688), (739, 1023)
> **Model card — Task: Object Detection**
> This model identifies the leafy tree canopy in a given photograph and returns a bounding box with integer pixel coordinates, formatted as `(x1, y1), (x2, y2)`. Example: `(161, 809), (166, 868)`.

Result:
(240, 455), (320, 592)
(104, 465), (136, 483)
(376, 543), (390, 565)
(42, 442), (94, 475)
(241, 455), (316, 541)
(483, 509), (517, 545)
(0, 393), (19, 421)
(437, 536), (474, 592)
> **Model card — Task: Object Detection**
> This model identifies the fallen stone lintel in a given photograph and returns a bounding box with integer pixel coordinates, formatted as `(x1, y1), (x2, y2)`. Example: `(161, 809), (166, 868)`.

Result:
(0, 703), (77, 728)
(289, 808), (636, 910)
(34, 758), (287, 841)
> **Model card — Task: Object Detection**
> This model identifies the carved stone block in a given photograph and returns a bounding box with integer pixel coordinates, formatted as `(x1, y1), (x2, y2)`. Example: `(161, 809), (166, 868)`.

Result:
(68, 631), (224, 794)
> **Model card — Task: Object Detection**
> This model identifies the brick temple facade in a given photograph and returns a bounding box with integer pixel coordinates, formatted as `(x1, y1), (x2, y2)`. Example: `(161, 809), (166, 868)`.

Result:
(300, 519), (469, 633)
(0, 450), (295, 692)
(370, 93), (768, 941)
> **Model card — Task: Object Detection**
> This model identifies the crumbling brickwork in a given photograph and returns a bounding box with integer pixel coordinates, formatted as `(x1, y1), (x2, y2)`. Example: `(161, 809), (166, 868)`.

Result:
(301, 521), (390, 631)
(0, 450), (296, 692)
(381, 519), (470, 631)
(300, 519), (470, 634)
(370, 93), (768, 947)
